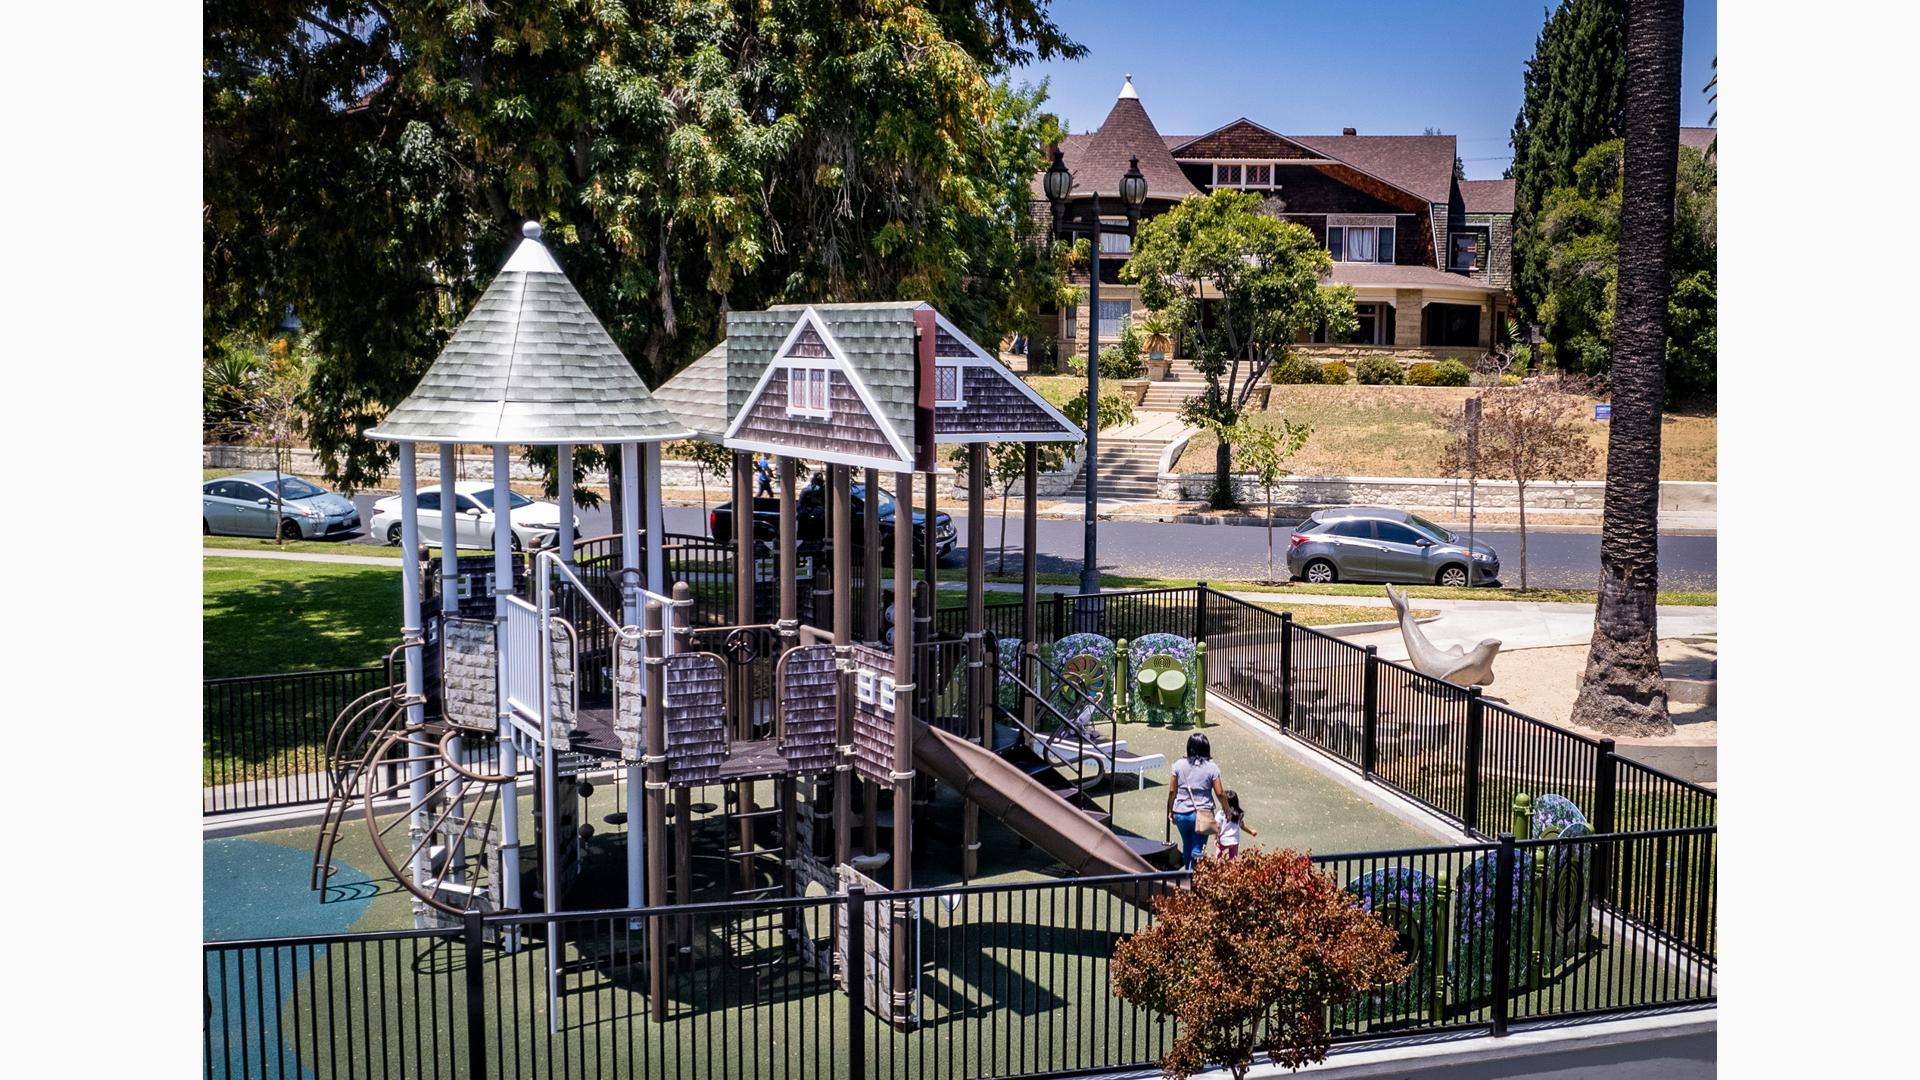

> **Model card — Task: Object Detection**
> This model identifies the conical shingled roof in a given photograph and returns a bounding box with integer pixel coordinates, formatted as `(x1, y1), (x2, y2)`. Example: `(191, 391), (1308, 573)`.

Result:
(651, 339), (729, 442)
(1067, 75), (1198, 200)
(370, 223), (692, 446)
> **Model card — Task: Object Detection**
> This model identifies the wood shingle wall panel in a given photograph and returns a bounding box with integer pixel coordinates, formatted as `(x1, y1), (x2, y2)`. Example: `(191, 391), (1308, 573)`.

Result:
(849, 644), (898, 786)
(935, 367), (1067, 437)
(778, 645), (839, 775)
(734, 368), (902, 464)
(663, 652), (729, 784)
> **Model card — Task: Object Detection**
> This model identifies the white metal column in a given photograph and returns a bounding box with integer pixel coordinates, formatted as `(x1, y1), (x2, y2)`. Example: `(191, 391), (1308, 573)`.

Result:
(437, 442), (465, 887)
(621, 441), (645, 913)
(399, 444), (429, 907)
(643, 442), (665, 597)
(557, 443), (575, 563)
(494, 445), (522, 918)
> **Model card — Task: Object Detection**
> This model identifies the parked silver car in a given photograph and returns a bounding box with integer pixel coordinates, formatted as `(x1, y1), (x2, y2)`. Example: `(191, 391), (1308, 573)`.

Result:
(1285, 507), (1499, 587)
(203, 471), (361, 540)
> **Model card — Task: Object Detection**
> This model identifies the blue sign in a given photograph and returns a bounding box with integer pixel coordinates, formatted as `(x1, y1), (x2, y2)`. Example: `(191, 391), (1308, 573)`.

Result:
(1593, 404), (1611, 421)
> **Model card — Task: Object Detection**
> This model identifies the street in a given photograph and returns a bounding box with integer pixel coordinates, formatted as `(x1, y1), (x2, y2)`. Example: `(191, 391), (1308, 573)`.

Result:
(341, 493), (1717, 591)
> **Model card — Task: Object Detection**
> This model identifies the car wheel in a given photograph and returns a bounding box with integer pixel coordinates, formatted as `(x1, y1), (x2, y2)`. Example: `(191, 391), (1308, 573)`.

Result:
(510, 534), (524, 553)
(203, 518), (212, 536)
(1303, 559), (1338, 584)
(1437, 564), (1470, 588)
(279, 518), (303, 542)
(386, 523), (404, 546)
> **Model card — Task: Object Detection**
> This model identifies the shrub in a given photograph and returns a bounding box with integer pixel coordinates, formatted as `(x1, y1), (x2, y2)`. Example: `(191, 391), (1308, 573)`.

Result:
(1433, 359), (1472, 386)
(1270, 355), (1323, 385)
(1319, 361), (1350, 385)
(1357, 356), (1404, 385)
(1113, 850), (1410, 1079)
(1500, 373), (1522, 386)
(1406, 362), (1439, 386)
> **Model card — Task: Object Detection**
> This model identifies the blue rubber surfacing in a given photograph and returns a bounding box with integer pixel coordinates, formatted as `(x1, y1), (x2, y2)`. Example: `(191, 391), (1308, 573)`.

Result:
(205, 838), (377, 1078)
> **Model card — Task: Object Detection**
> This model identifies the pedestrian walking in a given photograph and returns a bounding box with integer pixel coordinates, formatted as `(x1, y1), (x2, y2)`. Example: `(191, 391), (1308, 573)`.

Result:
(1167, 733), (1227, 871)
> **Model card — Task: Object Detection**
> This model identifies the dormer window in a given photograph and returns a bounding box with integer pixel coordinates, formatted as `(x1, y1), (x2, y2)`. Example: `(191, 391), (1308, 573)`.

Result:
(934, 363), (963, 407)
(1213, 162), (1277, 189)
(1450, 232), (1481, 272)
(786, 364), (831, 418)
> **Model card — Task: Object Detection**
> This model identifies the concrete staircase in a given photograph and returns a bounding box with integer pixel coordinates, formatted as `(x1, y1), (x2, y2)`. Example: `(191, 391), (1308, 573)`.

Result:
(1137, 358), (1206, 413)
(1061, 414), (1194, 505)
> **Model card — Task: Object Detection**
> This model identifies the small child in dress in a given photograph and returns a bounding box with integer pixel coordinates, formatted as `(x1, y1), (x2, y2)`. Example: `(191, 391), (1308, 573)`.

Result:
(1216, 790), (1257, 859)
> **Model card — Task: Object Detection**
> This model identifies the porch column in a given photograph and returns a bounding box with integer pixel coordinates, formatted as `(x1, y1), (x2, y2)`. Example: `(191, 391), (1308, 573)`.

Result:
(1394, 290), (1423, 348)
(1478, 298), (1495, 349)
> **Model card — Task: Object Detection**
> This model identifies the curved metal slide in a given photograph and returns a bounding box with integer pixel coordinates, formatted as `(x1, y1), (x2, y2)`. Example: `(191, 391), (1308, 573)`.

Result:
(913, 720), (1157, 879)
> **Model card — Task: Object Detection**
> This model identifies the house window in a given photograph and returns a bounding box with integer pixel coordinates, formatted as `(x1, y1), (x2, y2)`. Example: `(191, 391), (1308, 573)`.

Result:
(1245, 163), (1272, 187)
(1354, 304), (1379, 345)
(933, 363), (963, 406)
(1214, 163), (1242, 187)
(786, 365), (832, 418)
(1065, 305), (1078, 341)
(1327, 225), (1396, 264)
(1099, 229), (1131, 255)
(1097, 300), (1131, 340)
(1450, 233), (1481, 271)
(1213, 162), (1277, 189)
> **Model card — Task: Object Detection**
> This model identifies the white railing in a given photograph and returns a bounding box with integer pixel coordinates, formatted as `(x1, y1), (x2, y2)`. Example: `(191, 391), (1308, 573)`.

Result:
(503, 595), (545, 721)
(536, 550), (675, 653)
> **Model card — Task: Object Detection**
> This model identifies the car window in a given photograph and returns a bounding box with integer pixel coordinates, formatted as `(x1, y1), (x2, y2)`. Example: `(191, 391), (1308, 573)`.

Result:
(204, 481), (236, 499)
(265, 477), (325, 500)
(233, 482), (271, 503)
(1376, 522), (1425, 545)
(470, 489), (533, 511)
(416, 491), (441, 512)
(456, 495), (484, 513)
(1406, 513), (1455, 543)
(1324, 520), (1373, 539)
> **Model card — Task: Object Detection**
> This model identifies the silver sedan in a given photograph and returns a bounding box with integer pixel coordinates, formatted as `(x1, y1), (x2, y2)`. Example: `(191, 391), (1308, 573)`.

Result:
(203, 472), (361, 540)
(1285, 507), (1500, 587)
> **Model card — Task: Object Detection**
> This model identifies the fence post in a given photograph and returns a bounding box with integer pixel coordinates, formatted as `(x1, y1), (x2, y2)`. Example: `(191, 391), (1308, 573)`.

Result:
(1591, 738), (1617, 902)
(1463, 688), (1485, 835)
(1194, 582), (1208, 641)
(1361, 646), (1379, 780)
(1279, 612), (1293, 730)
(846, 886), (867, 1080)
(1510, 792), (1533, 840)
(464, 910), (489, 1080)
(1430, 871), (1451, 1023)
(1051, 592), (1066, 641)
(1490, 833), (1515, 1037)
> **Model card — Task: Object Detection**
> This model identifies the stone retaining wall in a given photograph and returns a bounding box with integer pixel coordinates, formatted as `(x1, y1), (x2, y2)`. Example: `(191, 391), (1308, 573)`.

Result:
(1158, 472), (1716, 514)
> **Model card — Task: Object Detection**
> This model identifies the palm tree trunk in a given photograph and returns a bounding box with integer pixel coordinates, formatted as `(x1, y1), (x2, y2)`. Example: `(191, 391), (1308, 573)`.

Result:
(1571, 0), (1683, 737)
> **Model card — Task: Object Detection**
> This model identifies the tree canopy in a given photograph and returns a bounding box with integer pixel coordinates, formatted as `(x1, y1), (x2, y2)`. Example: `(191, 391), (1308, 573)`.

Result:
(1536, 139), (1716, 399)
(206, 0), (1081, 489)
(1507, 0), (1627, 322)
(1120, 189), (1353, 506)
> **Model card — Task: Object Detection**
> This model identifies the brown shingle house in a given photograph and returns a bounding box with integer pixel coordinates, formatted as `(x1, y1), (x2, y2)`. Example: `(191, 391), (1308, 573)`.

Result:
(1039, 76), (1524, 363)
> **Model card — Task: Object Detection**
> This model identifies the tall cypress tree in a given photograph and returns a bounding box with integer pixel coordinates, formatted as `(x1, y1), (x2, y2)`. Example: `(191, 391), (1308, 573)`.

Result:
(1508, 0), (1627, 324)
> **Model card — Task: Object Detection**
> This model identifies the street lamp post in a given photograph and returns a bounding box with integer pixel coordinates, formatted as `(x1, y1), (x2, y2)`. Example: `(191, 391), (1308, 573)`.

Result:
(1045, 149), (1148, 612)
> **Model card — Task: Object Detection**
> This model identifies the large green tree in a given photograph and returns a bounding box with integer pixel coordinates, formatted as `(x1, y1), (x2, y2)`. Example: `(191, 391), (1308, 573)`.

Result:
(206, 1), (1080, 491)
(1571, 0), (1685, 739)
(1120, 189), (1354, 508)
(1536, 138), (1716, 400)
(1508, 0), (1627, 324)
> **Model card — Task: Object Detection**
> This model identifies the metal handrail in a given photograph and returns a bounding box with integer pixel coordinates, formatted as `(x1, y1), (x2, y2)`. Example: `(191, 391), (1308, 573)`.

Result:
(991, 665), (1110, 792)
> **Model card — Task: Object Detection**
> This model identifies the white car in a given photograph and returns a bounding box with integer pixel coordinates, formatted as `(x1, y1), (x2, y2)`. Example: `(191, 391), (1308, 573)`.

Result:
(369, 482), (579, 552)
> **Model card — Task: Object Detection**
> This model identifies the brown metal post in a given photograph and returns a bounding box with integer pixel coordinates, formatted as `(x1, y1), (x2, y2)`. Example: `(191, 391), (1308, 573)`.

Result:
(831, 465), (854, 870)
(732, 453), (758, 889)
(669, 585), (694, 954)
(963, 444), (987, 879)
(891, 468), (916, 1023)
(1021, 443), (1039, 730)
(778, 457), (799, 902)
(643, 598), (669, 1021)
(864, 466), (883, 641)
(917, 470), (937, 723)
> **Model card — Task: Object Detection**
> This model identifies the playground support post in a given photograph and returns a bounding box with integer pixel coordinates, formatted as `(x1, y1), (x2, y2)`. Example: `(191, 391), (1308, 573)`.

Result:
(493, 444), (522, 921)
(556, 443), (574, 564)
(1022, 443), (1039, 732)
(864, 466), (883, 641)
(891, 468), (915, 1017)
(398, 443), (429, 902)
(621, 441), (645, 914)
(732, 451), (757, 879)
(831, 465), (854, 870)
(778, 456), (800, 910)
(964, 444), (987, 880)
(643, 597), (669, 1022)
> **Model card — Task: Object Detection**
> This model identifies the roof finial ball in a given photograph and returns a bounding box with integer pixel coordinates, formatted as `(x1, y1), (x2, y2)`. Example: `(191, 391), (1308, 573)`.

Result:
(523, 220), (543, 241)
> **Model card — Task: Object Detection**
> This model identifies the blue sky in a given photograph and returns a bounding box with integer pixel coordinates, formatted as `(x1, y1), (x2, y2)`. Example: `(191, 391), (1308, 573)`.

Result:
(1021, 1), (1718, 180)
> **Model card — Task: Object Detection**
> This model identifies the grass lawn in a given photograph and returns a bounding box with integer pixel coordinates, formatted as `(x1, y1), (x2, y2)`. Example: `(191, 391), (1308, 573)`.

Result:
(978, 571), (1714, 608)
(1172, 385), (1716, 481)
(204, 556), (402, 678)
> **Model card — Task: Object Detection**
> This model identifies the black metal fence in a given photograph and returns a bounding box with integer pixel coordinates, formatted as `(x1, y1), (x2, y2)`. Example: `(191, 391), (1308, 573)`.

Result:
(205, 829), (1713, 1078)
(203, 666), (392, 814)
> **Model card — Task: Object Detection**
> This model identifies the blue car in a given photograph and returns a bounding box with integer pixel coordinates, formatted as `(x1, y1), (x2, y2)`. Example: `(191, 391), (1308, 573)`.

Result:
(203, 471), (361, 540)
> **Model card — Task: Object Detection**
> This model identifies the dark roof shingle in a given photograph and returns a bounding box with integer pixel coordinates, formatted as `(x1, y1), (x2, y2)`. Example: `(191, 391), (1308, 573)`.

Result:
(1457, 179), (1515, 214)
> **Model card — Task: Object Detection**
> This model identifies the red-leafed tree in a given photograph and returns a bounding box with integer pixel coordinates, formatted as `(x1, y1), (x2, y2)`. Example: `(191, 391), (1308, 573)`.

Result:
(1112, 850), (1409, 1078)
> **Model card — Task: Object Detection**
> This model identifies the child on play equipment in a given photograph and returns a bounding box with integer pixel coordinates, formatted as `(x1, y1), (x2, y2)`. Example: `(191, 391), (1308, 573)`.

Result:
(1215, 790), (1257, 860)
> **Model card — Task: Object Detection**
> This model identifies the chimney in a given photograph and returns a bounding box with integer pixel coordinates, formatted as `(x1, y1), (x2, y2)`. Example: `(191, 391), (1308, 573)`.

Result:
(1342, 127), (1357, 136)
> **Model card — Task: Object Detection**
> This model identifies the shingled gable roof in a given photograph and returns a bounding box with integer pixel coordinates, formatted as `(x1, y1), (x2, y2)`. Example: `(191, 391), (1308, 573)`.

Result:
(370, 222), (691, 446)
(1457, 179), (1516, 214)
(723, 303), (922, 471)
(927, 314), (1082, 445)
(1052, 76), (1199, 201)
(651, 339), (728, 441)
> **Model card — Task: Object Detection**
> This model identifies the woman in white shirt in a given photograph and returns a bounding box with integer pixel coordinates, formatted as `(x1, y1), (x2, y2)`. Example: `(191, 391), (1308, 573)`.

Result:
(1166, 733), (1228, 870)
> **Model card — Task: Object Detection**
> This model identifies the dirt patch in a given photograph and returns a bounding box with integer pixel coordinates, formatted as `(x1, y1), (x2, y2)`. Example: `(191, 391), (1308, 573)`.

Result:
(1482, 637), (1716, 744)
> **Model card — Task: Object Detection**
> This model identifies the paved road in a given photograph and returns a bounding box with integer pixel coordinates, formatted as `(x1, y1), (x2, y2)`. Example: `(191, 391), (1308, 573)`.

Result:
(338, 494), (1716, 591)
